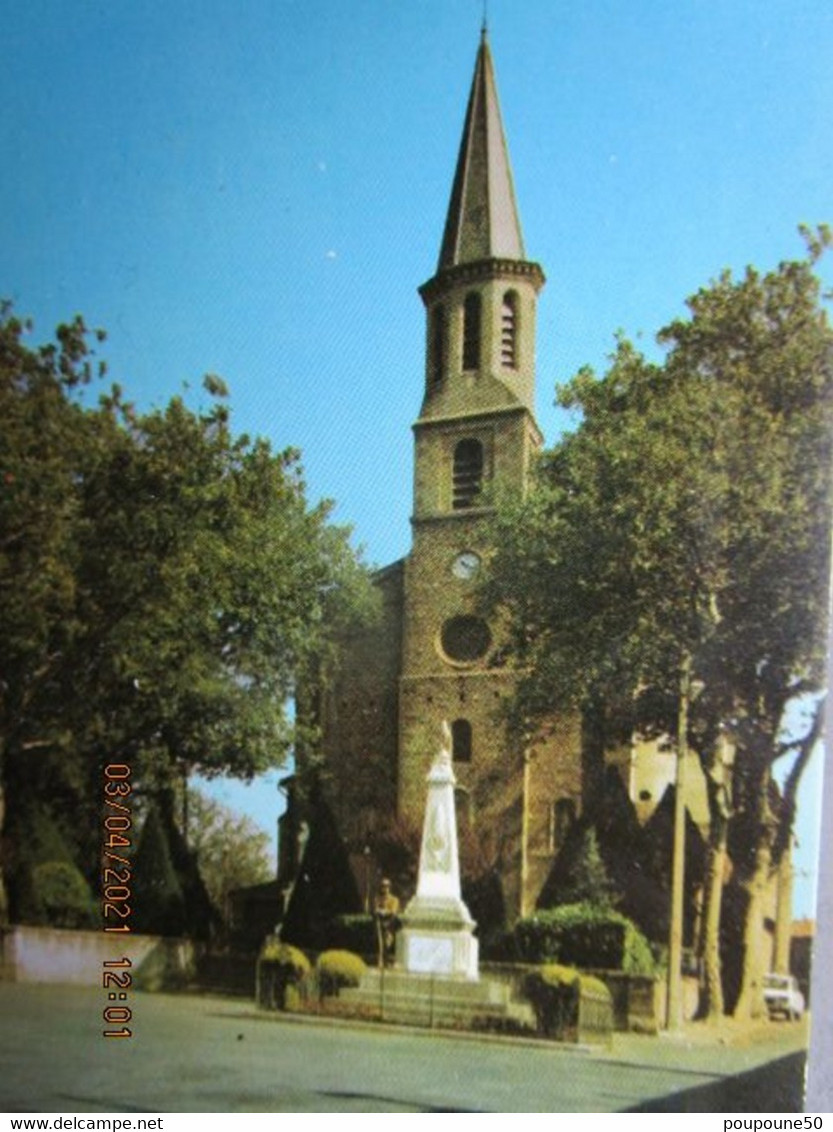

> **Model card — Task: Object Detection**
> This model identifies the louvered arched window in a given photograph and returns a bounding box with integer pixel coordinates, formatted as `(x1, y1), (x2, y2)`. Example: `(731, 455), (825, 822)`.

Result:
(501, 291), (518, 368)
(462, 292), (481, 371)
(452, 438), (483, 509)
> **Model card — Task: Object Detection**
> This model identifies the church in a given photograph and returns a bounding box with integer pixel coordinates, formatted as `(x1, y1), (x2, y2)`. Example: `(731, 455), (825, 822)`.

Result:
(286, 29), (710, 926)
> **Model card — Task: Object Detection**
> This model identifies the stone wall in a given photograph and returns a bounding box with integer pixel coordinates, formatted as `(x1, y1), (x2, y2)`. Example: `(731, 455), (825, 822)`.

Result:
(481, 962), (700, 1032)
(0, 925), (198, 990)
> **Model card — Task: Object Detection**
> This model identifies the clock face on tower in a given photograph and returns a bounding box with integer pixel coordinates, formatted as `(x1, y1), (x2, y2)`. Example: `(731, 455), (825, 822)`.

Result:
(451, 551), (481, 580)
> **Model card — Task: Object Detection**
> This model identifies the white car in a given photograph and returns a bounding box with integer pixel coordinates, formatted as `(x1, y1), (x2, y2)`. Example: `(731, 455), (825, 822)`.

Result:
(763, 973), (805, 1020)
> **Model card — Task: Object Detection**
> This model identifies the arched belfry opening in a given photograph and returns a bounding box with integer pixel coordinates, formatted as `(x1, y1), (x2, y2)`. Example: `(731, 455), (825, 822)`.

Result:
(300, 31), (564, 929)
(462, 292), (482, 371)
(452, 438), (484, 509)
(501, 290), (518, 368)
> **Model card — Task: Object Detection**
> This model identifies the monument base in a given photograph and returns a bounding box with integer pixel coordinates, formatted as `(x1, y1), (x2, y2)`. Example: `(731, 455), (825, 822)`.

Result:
(396, 895), (479, 980)
(339, 965), (535, 1030)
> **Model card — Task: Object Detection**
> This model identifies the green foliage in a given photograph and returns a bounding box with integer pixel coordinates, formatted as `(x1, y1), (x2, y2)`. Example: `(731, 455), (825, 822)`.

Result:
(8, 804), (95, 929)
(258, 940), (311, 980)
(186, 788), (271, 926)
(131, 804), (187, 937)
(486, 231), (833, 779)
(523, 963), (612, 1039)
(159, 795), (217, 941)
(535, 963), (610, 999)
(22, 861), (97, 929)
(280, 785), (361, 952)
(485, 233), (833, 1011)
(531, 962), (578, 989)
(9, 805), (75, 873)
(0, 307), (375, 916)
(551, 826), (616, 910)
(514, 902), (655, 974)
(256, 940), (311, 1010)
(366, 815), (420, 903)
(316, 949), (367, 996)
(329, 914), (376, 957)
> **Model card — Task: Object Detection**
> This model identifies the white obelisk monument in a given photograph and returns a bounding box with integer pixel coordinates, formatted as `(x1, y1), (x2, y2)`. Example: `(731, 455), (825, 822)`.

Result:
(397, 721), (479, 979)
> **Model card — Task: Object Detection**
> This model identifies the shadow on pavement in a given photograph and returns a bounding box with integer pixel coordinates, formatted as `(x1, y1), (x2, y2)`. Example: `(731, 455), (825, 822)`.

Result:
(625, 1051), (807, 1113)
(319, 1091), (478, 1113)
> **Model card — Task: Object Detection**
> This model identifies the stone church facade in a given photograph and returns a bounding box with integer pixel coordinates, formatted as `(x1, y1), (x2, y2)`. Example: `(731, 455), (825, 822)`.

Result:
(271, 33), (802, 1007)
(293, 31), (588, 921)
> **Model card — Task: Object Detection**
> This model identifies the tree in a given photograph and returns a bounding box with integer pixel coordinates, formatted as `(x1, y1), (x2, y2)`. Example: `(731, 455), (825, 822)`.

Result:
(185, 788), (272, 928)
(280, 782), (361, 951)
(0, 308), (375, 920)
(484, 229), (833, 1018)
(658, 229), (832, 1018)
(0, 310), (102, 918)
(546, 825), (617, 911)
(131, 803), (187, 937)
(6, 803), (97, 929)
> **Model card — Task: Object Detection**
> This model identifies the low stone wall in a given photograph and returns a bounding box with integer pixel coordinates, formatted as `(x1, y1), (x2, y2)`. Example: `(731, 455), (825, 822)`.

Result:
(591, 971), (699, 1032)
(586, 971), (662, 1033)
(481, 962), (699, 1033)
(0, 925), (198, 990)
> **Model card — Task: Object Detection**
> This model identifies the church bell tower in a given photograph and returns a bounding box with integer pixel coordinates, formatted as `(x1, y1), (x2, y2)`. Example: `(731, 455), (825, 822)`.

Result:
(298, 30), (583, 923)
(397, 30), (551, 918)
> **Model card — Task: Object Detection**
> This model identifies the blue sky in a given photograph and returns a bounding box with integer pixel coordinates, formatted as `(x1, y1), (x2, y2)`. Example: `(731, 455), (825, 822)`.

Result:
(2, 0), (831, 916)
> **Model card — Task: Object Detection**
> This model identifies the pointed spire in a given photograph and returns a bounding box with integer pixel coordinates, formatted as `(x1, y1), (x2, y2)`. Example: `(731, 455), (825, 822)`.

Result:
(437, 30), (526, 270)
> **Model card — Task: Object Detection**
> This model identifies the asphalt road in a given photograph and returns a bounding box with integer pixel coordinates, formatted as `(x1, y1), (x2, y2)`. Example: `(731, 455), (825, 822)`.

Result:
(0, 984), (809, 1113)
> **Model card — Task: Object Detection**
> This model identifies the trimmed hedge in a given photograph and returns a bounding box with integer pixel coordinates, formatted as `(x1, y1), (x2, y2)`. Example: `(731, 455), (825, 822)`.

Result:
(12, 805), (96, 929)
(257, 941), (311, 1010)
(316, 950), (367, 997)
(131, 805), (187, 937)
(259, 940), (311, 978)
(523, 963), (613, 1040)
(24, 861), (97, 929)
(513, 902), (654, 974)
(535, 963), (610, 998)
(329, 914), (376, 958)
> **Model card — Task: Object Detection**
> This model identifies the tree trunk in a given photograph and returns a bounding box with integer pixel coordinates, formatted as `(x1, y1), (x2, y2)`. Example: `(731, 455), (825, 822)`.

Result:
(698, 805), (727, 1019)
(697, 730), (733, 1021)
(667, 654), (691, 1032)
(580, 699), (607, 811)
(772, 847), (793, 973)
(733, 764), (774, 1021)
(181, 765), (189, 849)
(0, 776), (9, 926)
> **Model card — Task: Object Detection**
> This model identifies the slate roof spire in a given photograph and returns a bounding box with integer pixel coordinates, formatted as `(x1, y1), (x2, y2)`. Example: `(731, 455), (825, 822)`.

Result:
(437, 27), (526, 270)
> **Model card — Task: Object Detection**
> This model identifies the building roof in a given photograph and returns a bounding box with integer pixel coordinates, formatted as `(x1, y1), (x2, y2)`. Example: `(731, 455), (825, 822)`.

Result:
(437, 28), (526, 270)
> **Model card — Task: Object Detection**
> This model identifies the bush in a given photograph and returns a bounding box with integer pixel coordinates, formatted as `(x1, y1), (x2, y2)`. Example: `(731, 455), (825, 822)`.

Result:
(23, 861), (97, 929)
(257, 940), (311, 1010)
(514, 902), (654, 974)
(316, 950), (367, 997)
(131, 805), (187, 937)
(329, 914), (376, 958)
(259, 940), (311, 978)
(523, 964), (578, 1038)
(10, 805), (96, 927)
(523, 963), (612, 1039)
(538, 964), (610, 998)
